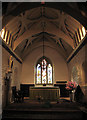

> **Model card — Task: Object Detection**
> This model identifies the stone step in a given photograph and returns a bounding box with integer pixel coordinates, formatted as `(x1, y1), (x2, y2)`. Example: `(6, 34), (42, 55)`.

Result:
(2, 108), (83, 120)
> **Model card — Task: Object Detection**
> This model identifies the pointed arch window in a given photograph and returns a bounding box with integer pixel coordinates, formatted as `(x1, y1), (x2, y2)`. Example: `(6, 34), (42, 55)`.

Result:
(48, 64), (52, 84)
(36, 57), (53, 85)
(36, 64), (41, 84)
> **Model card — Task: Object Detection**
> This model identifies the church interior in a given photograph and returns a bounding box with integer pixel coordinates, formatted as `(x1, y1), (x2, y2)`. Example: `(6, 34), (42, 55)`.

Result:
(0, 1), (87, 120)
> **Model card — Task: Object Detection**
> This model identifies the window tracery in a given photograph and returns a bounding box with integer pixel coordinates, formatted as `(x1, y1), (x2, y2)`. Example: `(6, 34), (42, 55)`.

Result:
(36, 57), (53, 85)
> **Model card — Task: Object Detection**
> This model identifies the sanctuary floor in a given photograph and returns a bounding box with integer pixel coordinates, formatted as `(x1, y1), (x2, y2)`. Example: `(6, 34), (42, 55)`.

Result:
(2, 97), (87, 120)
(5, 97), (79, 110)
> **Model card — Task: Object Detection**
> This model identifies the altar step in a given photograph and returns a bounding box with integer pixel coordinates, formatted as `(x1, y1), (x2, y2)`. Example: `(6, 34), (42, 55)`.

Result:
(2, 99), (85, 120)
(2, 107), (83, 120)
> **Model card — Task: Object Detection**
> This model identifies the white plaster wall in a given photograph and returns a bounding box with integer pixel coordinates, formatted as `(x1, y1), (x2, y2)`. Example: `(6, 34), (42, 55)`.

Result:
(21, 46), (69, 84)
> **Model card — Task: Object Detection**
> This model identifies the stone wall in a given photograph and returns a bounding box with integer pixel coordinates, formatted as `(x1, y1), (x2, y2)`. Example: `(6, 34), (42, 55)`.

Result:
(68, 43), (87, 100)
(85, 43), (87, 98)
(0, 45), (2, 119)
(2, 47), (22, 109)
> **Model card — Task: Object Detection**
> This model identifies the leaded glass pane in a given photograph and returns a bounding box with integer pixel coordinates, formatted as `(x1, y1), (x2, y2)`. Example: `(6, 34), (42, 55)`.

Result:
(36, 58), (53, 85)
(36, 64), (41, 84)
(42, 59), (47, 84)
(48, 64), (52, 84)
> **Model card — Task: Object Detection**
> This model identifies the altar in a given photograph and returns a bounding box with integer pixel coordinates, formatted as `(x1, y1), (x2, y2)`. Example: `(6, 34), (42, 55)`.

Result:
(29, 87), (60, 101)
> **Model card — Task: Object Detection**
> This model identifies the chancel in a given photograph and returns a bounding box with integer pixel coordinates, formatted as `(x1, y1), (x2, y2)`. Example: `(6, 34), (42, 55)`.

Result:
(0, 1), (87, 120)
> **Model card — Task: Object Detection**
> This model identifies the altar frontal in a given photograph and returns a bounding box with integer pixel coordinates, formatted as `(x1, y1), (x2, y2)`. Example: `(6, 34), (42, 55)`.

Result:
(29, 87), (60, 101)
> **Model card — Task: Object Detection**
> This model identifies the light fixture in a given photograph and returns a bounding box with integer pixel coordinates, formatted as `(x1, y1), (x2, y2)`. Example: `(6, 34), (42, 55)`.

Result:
(42, 4), (45, 68)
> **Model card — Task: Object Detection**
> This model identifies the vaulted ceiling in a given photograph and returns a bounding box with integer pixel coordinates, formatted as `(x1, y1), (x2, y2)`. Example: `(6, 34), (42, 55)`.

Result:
(2, 2), (87, 60)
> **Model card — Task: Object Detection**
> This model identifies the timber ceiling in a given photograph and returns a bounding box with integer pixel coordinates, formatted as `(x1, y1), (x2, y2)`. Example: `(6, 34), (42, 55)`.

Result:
(2, 2), (87, 60)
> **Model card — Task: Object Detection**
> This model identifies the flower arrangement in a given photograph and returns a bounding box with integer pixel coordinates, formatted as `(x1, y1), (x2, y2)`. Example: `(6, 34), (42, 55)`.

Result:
(66, 80), (77, 91)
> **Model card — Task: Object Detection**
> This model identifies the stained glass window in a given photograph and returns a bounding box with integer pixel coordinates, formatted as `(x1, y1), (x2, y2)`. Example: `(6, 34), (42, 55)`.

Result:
(36, 57), (53, 85)
(36, 64), (41, 84)
(48, 64), (52, 84)
(42, 59), (47, 84)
